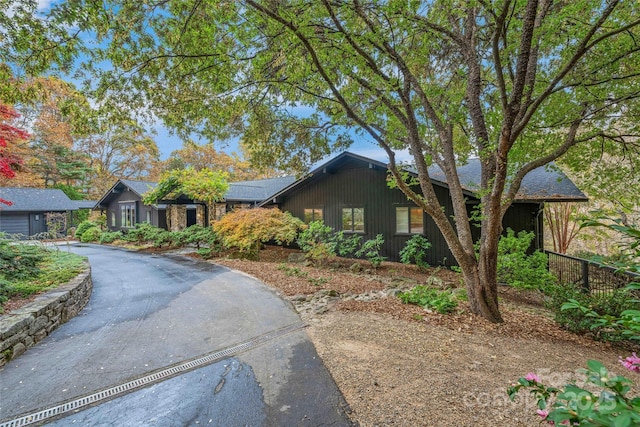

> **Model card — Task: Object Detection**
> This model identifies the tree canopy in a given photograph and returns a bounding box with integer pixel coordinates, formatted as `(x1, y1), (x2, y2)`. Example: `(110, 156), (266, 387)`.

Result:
(4, 0), (639, 322)
(142, 167), (229, 206)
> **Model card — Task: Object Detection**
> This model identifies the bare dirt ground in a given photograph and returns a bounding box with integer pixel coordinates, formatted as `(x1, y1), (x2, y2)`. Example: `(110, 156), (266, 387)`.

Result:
(5, 245), (638, 425)
(212, 246), (639, 427)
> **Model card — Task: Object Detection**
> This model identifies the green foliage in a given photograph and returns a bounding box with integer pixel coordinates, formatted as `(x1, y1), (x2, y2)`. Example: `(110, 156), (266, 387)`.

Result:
(508, 360), (640, 426)
(297, 221), (337, 264)
(548, 284), (640, 343)
(75, 220), (97, 238)
(277, 263), (308, 278)
(213, 208), (304, 258)
(80, 226), (101, 243)
(99, 231), (122, 244)
(121, 223), (165, 245)
(496, 229), (557, 291)
(355, 234), (386, 268)
(332, 232), (362, 257)
(143, 167), (229, 205)
(0, 235), (46, 282)
(399, 235), (432, 269)
(0, 237), (85, 312)
(398, 285), (458, 314)
(180, 224), (220, 250)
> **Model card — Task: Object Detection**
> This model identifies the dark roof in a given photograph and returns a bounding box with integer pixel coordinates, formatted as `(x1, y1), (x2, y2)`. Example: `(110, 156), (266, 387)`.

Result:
(119, 179), (157, 197)
(94, 179), (158, 209)
(71, 200), (98, 209)
(260, 151), (587, 205)
(95, 176), (297, 208)
(226, 176), (297, 202)
(0, 187), (85, 212)
(427, 159), (588, 202)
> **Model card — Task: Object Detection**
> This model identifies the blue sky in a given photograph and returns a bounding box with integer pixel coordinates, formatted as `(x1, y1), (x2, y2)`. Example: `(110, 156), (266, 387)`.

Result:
(25, 0), (412, 166)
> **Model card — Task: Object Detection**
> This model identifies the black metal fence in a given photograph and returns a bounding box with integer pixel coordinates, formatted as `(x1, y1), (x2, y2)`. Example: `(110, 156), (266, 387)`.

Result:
(545, 250), (640, 297)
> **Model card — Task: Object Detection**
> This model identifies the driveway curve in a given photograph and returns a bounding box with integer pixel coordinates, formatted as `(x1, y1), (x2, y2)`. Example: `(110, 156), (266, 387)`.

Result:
(0, 244), (352, 426)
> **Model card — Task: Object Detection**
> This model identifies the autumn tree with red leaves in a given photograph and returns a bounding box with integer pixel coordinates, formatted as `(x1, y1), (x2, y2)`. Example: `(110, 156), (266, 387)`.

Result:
(0, 103), (29, 205)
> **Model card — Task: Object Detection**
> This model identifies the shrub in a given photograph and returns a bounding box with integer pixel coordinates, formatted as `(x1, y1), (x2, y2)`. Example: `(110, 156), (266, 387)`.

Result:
(332, 231), (362, 257)
(99, 231), (122, 244)
(546, 280), (639, 343)
(121, 223), (165, 245)
(180, 224), (222, 251)
(0, 235), (46, 282)
(508, 360), (640, 426)
(356, 234), (386, 268)
(399, 235), (432, 269)
(496, 229), (557, 291)
(75, 220), (97, 238)
(80, 226), (101, 243)
(213, 208), (304, 258)
(297, 221), (337, 263)
(398, 285), (458, 314)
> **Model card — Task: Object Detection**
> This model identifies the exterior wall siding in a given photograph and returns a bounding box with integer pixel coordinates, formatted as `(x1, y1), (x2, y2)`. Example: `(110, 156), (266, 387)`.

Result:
(0, 213), (30, 236)
(275, 157), (541, 266)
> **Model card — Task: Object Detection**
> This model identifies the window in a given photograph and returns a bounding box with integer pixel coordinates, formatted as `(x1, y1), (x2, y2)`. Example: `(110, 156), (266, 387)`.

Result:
(396, 206), (424, 234)
(120, 203), (136, 228)
(342, 207), (365, 232)
(111, 212), (116, 227)
(146, 211), (151, 223)
(303, 208), (323, 223)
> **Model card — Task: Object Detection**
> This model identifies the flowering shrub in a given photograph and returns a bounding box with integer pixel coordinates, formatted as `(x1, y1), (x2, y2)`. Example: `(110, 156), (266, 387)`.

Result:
(508, 359), (640, 426)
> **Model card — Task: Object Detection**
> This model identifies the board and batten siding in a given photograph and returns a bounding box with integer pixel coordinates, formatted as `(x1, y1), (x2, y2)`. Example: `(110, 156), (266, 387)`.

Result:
(0, 212), (30, 236)
(274, 156), (543, 266)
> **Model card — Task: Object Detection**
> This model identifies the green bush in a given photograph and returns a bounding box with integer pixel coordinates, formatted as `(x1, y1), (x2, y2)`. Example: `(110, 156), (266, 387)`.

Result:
(180, 224), (221, 250)
(0, 235), (46, 282)
(398, 285), (458, 314)
(99, 231), (122, 244)
(75, 220), (97, 238)
(297, 221), (337, 263)
(80, 226), (102, 243)
(356, 234), (386, 268)
(121, 223), (165, 245)
(496, 229), (557, 291)
(399, 235), (432, 269)
(546, 284), (639, 342)
(332, 231), (362, 257)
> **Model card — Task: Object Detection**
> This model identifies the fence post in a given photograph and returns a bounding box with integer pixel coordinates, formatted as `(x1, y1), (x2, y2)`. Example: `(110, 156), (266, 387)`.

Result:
(581, 260), (590, 292)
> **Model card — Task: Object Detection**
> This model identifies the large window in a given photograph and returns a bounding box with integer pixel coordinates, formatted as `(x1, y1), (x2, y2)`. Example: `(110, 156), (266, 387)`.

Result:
(303, 208), (323, 223)
(120, 203), (136, 228)
(342, 207), (365, 232)
(396, 206), (424, 234)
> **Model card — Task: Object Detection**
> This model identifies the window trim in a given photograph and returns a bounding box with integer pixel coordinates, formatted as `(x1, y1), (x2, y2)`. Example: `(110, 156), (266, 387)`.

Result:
(341, 206), (365, 233)
(303, 207), (324, 223)
(395, 206), (424, 235)
(120, 203), (136, 228)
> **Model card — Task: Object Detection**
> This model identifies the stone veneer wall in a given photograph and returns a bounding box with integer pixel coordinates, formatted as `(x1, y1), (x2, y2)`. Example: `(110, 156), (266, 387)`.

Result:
(0, 262), (92, 368)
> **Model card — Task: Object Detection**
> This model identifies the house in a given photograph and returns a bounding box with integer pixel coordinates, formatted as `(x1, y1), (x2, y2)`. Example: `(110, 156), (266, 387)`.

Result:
(259, 152), (588, 266)
(0, 187), (95, 237)
(95, 176), (297, 232)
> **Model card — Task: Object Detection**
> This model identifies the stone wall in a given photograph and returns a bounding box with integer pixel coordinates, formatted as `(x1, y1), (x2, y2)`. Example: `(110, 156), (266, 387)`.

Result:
(0, 262), (92, 368)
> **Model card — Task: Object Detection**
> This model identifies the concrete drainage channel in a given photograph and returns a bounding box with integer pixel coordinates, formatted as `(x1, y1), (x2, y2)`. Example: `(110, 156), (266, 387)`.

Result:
(0, 322), (307, 427)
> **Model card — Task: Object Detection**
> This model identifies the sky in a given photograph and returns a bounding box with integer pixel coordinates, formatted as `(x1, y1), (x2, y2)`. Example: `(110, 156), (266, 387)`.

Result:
(24, 0), (413, 167)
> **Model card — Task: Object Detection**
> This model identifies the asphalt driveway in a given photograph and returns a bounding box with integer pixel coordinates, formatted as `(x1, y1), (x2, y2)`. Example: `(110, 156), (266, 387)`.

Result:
(0, 244), (352, 426)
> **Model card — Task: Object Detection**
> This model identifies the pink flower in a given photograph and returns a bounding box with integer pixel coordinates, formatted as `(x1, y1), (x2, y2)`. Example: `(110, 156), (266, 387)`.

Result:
(525, 372), (541, 383)
(619, 353), (640, 373)
(536, 409), (549, 419)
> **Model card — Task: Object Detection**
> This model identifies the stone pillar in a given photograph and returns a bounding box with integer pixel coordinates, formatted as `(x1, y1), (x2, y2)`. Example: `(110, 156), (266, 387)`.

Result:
(210, 203), (226, 224)
(168, 205), (187, 231)
(195, 205), (206, 227)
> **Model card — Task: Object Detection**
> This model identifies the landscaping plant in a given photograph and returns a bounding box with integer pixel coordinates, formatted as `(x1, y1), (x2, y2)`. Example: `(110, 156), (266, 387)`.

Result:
(398, 285), (458, 314)
(399, 235), (432, 270)
(356, 234), (386, 268)
(213, 208), (304, 258)
(495, 228), (557, 291)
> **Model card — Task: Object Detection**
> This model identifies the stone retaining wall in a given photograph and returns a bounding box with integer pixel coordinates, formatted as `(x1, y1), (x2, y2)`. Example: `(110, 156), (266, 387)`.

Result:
(0, 262), (92, 368)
